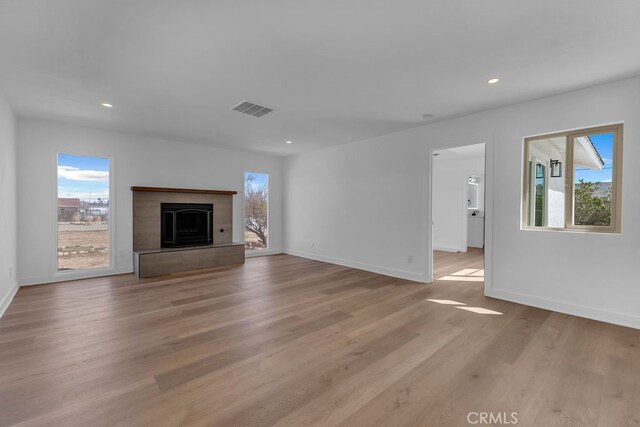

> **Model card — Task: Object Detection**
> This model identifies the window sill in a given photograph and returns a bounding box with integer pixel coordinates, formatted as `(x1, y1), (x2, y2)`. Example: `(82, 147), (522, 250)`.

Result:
(521, 226), (621, 235)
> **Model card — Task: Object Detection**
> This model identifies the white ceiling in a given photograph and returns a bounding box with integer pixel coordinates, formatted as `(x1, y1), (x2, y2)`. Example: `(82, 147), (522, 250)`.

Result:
(1, 1), (639, 156)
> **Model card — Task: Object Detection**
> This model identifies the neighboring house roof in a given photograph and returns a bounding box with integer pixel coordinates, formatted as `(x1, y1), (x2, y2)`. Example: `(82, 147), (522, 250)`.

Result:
(574, 136), (605, 170)
(58, 198), (81, 208)
(530, 136), (604, 171)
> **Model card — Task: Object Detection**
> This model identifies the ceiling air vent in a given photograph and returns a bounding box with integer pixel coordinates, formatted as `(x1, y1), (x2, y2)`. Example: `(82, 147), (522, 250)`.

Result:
(231, 100), (275, 118)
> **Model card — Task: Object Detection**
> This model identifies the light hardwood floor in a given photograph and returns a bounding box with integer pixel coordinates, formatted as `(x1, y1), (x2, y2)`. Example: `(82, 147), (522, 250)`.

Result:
(0, 252), (638, 426)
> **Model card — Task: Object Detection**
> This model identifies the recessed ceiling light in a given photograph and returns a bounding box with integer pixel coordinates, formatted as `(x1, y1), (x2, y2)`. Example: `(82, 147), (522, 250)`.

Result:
(422, 114), (434, 120)
(487, 78), (500, 84)
(101, 102), (113, 108)
(286, 140), (293, 144)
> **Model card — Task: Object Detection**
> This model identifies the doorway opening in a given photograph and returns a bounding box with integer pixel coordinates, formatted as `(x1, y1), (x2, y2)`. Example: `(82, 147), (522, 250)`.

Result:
(430, 143), (486, 286)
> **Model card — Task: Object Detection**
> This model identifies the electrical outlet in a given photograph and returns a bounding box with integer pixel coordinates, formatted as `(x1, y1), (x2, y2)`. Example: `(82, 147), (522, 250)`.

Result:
(311, 241), (315, 248)
(407, 255), (414, 264)
(8, 267), (12, 278)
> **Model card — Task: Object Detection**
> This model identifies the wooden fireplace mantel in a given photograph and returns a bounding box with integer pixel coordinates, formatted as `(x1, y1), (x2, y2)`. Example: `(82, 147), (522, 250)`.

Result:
(131, 186), (237, 195)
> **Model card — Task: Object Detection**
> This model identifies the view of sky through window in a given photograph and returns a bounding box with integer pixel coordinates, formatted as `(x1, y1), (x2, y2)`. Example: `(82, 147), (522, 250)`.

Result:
(57, 153), (110, 202)
(574, 133), (613, 184)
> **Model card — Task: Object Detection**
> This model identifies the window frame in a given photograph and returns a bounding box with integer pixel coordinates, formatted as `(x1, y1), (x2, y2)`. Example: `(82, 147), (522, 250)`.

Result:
(522, 123), (623, 234)
(54, 152), (115, 277)
(243, 171), (270, 251)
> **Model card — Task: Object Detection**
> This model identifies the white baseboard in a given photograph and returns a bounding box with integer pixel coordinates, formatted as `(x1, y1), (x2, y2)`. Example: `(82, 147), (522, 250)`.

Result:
(489, 288), (640, 330)
(19, 268), (134, 287)
(245, 248), (284, 258)
(0, 281), (19, 318)
(285, 249), (427, 283)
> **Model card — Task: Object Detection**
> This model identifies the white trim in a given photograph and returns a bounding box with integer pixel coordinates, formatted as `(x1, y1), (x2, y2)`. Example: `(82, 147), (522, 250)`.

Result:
(428, 142), (493, 296)
(425, 148), (434, 283)
(461, 175), (469, 250)
(245, 248), (284, 258)
(483, 138), (494, 297)
(489, 288), (640, 330)
(0, 282), (19, 318)
(285, 249), (427, 283)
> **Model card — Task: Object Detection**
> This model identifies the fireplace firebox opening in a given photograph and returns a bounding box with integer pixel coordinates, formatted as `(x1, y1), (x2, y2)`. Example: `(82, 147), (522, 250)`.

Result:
(161, 203), (213, 248)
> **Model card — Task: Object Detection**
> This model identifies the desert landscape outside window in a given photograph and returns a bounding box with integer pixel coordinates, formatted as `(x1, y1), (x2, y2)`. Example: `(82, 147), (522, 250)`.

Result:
(57, 153), (111, 270)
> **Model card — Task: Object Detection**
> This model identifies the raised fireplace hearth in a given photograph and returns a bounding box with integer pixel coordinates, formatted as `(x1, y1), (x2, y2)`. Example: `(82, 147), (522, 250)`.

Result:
(131, 186), (244, 277)
(161, 203), (213, 248)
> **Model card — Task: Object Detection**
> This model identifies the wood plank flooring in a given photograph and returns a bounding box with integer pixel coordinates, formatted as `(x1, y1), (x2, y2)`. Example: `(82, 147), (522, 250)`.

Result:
(0, 251), (638, 426)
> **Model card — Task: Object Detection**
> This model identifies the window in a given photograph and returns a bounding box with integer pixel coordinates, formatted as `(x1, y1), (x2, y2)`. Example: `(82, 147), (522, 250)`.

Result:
(522, 124), (622, 233)
(244, 172), (269, 250)
(57, 154), (111, 270)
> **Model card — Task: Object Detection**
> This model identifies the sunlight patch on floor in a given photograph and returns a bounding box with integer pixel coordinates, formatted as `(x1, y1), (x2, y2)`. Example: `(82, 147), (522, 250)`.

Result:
(456, 306), (503, 315)
(425, 296), (502, 315)
(438, 276), (484, 282)
(449, 268), (479, 276)
(437, 268), (484, 282)
(426, 299), (466, 305)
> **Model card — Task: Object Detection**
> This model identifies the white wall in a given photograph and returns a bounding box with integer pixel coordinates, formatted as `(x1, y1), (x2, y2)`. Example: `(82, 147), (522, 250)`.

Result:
(285, 76), (640, 329)
(17, 119), (284, 285)
(0, 91), (18, 316)
(284, 136), (429, 282)
(433, 155), (484, 252)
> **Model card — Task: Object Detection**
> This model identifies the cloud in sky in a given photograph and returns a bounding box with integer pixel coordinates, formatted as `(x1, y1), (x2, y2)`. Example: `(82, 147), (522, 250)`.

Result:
(58, 166), (109, 182)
